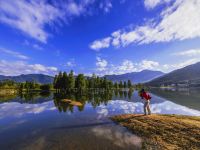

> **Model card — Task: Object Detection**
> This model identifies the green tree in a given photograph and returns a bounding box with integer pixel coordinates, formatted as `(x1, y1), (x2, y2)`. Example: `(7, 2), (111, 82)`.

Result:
(75, 74), (86, 90)
(119, 81), (123, 88)
(68, 70), (75, 89)
(53, 75), (58, 90)
(62, 72), (68, 90)
(128, 80), (132, 88)
(114, 82), (119, 89)
(57, 71), (63, 91)
(124, 81), (127, 88)
(40, 84), (51, 91)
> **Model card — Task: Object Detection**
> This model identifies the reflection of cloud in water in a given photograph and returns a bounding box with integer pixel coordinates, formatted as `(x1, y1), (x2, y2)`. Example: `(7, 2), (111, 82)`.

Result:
(96, 100), (200, 118)
(1, 99), (200, 120)
(0, 101), (56, 119)
(92, 125), (142, 149)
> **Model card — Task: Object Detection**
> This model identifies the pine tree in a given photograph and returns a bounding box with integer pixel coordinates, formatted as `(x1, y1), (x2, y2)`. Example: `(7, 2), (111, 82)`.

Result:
(75, 74), (86, 90)
(119, 81), (123, 88)
(114, 82), (118, 89)
(57, 71), (63, 91)
(68, 70), (75, 89)
(128, 80), (132, 88)
(53, 75), (58, 90)
(62, 72), (68, 90)
(124, 81), (127, 88)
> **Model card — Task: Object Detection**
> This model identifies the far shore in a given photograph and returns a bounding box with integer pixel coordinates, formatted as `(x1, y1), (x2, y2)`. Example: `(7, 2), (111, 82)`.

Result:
(111, 114), (200, 149)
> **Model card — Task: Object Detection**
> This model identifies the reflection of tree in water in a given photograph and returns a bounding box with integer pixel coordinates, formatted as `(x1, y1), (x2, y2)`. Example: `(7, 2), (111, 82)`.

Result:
(53, 89), (134, 113)
(17, 92), (51, 103)
(18, 92), (40, 102)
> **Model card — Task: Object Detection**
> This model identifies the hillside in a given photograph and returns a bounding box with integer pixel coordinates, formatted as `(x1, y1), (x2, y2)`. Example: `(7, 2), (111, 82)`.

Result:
(148, 62), (200, 86)
(105, 70), (164, 83)
(0, 74), (54, 84)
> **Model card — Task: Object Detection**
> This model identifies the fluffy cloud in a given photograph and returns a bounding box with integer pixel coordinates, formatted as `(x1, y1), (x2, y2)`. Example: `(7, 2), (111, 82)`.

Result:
(0, 101), (56, 119)
(162, 58), (199, 71)
(96, 57), (108, 71)
(173, 49), (200, 57)
(139, 60), (159, 70)
(90, 0), (200, 50)
(144, 0), (172, 9)
(0, 0), (65, 43)
(0, 0), (113, 43)
(90, 37), (111, 51)
(95, 57), (199, 75)
(66, 59), (76, 67)
(95, 58), (160, 75)
(0, 47), (29, 60)
(99, 0), (113, 13)
(0, 60), (58, 76)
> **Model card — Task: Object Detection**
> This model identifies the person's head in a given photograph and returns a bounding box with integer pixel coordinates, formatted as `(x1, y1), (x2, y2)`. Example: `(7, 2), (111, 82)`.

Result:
(141, 88), (145, 93)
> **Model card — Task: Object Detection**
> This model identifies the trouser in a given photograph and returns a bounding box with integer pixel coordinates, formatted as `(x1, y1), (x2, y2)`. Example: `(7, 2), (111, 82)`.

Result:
(144, 100), (151, 115)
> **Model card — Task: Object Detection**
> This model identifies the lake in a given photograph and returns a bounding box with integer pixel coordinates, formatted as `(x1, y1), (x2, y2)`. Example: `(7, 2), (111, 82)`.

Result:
(0, 88), (200, 150)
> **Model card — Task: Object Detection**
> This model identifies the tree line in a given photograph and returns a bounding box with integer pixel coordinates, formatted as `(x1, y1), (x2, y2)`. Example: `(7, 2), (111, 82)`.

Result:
(0, 79), (52, 92)
(53, 70), (133, 91)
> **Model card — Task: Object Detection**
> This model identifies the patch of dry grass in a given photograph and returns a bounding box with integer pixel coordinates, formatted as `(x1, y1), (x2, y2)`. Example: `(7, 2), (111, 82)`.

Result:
(61, 99), (83, 106)
(111, 114), (200, 150)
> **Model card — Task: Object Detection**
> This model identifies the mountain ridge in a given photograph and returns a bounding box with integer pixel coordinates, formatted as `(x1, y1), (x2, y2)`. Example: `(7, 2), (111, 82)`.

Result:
(104, 70), (165, 83)
(147, 62), (200, 86)
(0, 70), (165, 84)
(0, 74), (54, 84)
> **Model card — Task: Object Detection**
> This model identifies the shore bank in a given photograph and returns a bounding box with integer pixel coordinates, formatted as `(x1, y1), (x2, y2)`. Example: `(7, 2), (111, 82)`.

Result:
(111, 114), (200, 149)
(0, 89), (17, 96)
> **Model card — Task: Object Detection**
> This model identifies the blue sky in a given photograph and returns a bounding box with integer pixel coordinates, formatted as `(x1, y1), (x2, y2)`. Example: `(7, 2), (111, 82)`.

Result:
(0, 0), (200, 76)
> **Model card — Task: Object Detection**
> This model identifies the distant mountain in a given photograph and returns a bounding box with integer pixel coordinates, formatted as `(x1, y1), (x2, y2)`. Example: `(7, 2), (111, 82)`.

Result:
(0, 74), (54, 84)
(147, 62), (200, 86)
(104, 70), (165, 83)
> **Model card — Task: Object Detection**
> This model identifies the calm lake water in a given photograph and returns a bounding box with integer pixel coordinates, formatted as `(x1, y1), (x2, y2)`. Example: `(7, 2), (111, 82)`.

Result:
(0, 88), (200, 150)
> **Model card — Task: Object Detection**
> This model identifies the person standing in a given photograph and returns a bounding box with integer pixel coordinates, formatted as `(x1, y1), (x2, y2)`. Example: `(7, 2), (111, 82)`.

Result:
(140, 89), (151, 115)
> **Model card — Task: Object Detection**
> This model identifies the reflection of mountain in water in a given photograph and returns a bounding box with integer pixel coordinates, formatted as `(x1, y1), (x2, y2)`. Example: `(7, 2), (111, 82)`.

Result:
(150, 88), (200, 111)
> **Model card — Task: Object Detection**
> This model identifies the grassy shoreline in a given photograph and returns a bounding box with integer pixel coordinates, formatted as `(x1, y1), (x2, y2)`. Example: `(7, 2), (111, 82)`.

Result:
(111, 114), (200, 150)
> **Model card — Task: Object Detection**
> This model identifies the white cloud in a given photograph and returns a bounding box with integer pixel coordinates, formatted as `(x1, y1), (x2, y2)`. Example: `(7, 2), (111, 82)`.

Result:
(0, 0), (64, 43)
(144, 0), (161, 9)
(162, 58), (199, 71)
(0, 47), (29, 60)
(139, 60), (159, 70)
(0, 0), (114, 43)
(111, 31), (121, 47)
(66, 59), (76, 67)
(90, 0), (200, 50)
(116, 60), (137, 74)
(90, 37), (111, 51)
(95, 58), (160, 75)
(99, 0), (113, 13)
(96, 57), (108, 71)
(0, 101), (56, 119)
(144, 0), (172, 9)
(66, 1), (84, 16)
(0, 60), (58, 76)
(94, 57), (200, 75)
(173, 49), (200, 57)
(95, 100), (200, 117)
